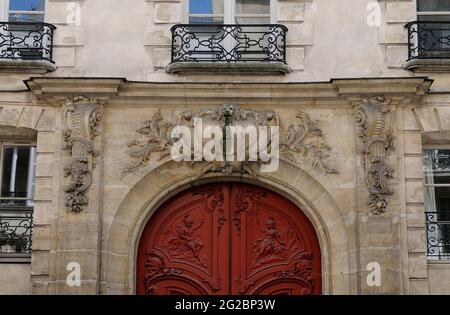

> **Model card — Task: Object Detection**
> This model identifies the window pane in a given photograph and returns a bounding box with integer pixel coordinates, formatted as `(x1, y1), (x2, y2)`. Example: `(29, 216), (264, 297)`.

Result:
(189, 0), (224, 15)
(9, 13), (45, 22)
(235, 0), (270, 15)
(417, 0), (450, 12)
(1, 146), (32, 206)
(9, 0), (45, 11)
(423, 149), (450, 183)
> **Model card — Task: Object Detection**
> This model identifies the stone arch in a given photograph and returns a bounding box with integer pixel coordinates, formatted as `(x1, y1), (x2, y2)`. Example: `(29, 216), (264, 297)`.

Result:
(0, 105), (47, 132)
(105, 160), (351, 294)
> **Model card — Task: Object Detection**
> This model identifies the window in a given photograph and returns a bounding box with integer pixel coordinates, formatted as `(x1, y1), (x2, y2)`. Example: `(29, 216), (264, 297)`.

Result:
(423, 148), (450, 259)
(413, 0), (450, 58)
(7, 0), (45, 22)
(417, 0), (450, 22)
(187, 0), (274, 24)
(0, 142), (35, 259)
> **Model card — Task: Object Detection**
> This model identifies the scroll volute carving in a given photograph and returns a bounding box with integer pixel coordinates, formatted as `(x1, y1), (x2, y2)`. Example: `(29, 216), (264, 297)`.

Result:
(62, 96), (103, 213)
(355, 96), (394, 215)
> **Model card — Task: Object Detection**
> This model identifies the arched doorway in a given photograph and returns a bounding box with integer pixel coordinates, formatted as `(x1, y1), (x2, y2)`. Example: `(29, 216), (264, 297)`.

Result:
(136, 182), (322, 295)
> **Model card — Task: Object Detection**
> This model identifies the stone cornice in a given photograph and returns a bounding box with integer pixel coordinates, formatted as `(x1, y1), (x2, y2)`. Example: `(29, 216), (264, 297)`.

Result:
(25, 78), (125, 106)
(332, 77), (433, 97)
(24, 77), (433, 106)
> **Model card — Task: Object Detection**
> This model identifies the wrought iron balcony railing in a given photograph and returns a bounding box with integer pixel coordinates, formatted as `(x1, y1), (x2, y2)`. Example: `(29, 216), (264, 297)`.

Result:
(0, 22), (56, 63)
(0, 206), (33, 258)
(406, 21), (450, 61)
(170, 24), (287, 63)
(426, 211), (450, 259)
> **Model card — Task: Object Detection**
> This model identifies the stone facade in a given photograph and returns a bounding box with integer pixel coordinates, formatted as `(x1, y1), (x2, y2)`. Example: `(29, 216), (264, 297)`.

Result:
(0, 0), (450, 295)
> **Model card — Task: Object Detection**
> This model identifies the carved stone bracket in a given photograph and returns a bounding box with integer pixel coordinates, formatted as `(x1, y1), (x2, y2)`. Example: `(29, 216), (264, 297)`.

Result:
(122, 104), (338, 177)
(355, 96), (394, 215)
(62, 96), (103, 213)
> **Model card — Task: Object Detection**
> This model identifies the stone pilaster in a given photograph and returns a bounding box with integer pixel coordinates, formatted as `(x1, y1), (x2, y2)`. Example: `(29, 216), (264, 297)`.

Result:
(351, 95), (403, 294)
(53, 96), (104, 294)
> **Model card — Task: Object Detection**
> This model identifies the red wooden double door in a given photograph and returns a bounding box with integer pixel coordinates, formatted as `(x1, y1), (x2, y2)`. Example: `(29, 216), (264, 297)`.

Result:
(136, 183), (322, 295)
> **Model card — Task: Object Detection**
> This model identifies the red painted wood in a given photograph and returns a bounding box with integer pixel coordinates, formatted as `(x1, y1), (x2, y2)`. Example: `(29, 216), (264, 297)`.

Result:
(136, 183), (322, 295)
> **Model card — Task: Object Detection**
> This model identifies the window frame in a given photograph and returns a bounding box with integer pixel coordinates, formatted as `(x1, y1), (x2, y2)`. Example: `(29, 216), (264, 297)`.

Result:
(184, 0), (277, 24)
(0, 0), (47, 22)
(0, 140), (36, 263)
(423, 146), (450, 261)
(415, 0), (450, 19)
(0, 141), (37, 207)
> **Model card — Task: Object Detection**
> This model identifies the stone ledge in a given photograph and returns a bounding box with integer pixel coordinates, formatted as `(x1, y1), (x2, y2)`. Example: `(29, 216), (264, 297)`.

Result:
(404, 58), (450, 72)
(166, 62), (292, 74)
(0, 59), (56, 74)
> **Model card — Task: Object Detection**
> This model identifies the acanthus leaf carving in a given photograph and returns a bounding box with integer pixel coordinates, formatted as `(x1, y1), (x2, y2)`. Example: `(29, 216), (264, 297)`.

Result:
(62, 96), (102, 213)
(280, 111), (338, 174)
(122, 104), (338, 178)
(355, 96), (394, 215)
(122, 111), (173, 175)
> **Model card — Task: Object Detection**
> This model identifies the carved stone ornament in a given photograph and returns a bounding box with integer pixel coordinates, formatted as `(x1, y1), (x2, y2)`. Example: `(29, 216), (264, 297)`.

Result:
(122, 104), (337, 177)
(355, 96), (394, 215)
(280, 111), (338, 174)
(62, 96), (102, 213)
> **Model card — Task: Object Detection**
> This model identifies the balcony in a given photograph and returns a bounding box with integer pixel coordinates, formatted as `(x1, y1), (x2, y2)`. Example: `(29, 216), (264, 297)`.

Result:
(0, 22), (56, 73)
(405, 21), (450, 72)
(426, 211), (450, 260)
(0, 206), (33, 263)
(167, 24), (291, 74)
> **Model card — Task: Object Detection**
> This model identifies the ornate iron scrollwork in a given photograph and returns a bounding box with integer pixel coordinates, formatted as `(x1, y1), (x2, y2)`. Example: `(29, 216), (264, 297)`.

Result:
(0, 22), (56, 63)
(171, 24), (287, 63)
(0, 208), (33, 255)
(406, 21), (450, 61)
(426, 211), (450, 259)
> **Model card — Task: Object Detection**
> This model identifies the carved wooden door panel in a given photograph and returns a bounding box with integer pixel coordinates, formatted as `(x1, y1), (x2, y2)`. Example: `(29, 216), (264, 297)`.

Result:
(136, 183), (321, 295)
(136, 183), (230, 295)
(230, 183), (321, 295)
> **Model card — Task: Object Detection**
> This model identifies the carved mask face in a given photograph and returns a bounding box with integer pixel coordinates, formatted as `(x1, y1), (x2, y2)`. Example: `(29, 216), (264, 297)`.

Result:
(266, 218), (276, 229)
(222, 105), (236, 117)
(183, 215), (194, 228)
